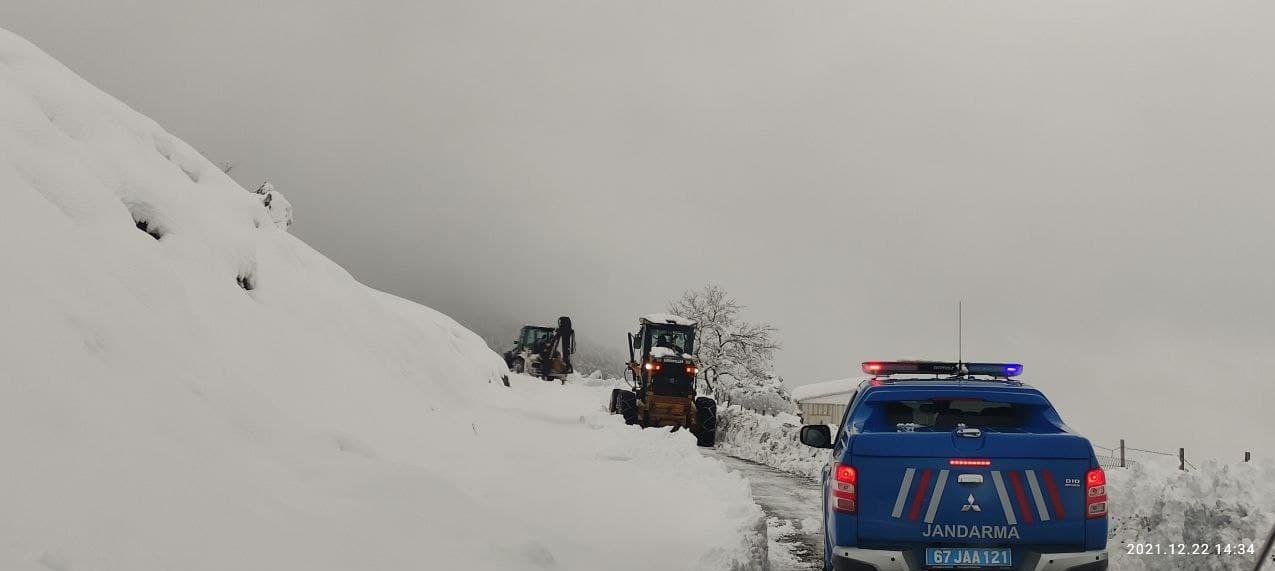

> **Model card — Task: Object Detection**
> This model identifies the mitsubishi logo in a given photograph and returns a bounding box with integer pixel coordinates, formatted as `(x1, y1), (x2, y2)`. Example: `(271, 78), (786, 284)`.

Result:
(961, 494), (982, 512)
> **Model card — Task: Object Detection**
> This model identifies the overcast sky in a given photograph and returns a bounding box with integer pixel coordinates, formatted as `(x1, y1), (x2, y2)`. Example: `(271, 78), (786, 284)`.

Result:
(4, 1), (1272, 459)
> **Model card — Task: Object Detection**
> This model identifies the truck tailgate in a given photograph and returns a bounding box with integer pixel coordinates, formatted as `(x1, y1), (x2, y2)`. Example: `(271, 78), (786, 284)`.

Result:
(853, 433), (1091, 548)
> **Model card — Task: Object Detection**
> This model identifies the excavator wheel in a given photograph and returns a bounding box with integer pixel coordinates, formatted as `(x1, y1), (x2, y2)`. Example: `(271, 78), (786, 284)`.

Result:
(693, 397), (717, 447)
(615, 390), (640, 425)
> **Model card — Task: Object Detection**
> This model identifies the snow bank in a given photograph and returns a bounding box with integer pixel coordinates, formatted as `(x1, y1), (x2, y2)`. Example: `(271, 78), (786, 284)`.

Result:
(716, 405), (825, 480)
(437, 378), (769, 571)
(0, 27), (763, 571)
(1107, 458), (1274, 571)
(717, 373), (801, 417)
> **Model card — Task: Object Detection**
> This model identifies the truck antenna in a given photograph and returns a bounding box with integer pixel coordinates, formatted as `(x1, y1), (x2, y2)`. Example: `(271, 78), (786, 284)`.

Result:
(957, 300), (964, 364)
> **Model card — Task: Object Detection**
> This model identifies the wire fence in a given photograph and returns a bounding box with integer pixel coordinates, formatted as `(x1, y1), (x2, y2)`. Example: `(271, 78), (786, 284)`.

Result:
(1090, 440), (1256, 471)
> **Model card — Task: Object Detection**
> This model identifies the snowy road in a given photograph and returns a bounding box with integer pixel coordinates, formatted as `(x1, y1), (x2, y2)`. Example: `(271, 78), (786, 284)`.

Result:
(704, 450), (824, 571)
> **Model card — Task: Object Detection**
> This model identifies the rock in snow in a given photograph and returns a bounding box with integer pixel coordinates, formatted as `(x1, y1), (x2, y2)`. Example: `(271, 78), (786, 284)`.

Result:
(0, 27), (764, 571)
(253, 181), (293, 231)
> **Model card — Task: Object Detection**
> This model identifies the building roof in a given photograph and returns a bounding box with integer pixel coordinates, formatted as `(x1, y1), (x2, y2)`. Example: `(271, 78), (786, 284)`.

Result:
(790, 377), (860, 403)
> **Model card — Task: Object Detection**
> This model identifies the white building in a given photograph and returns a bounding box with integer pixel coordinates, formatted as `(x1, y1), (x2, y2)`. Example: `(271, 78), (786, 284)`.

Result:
(790, 377), (860, 426)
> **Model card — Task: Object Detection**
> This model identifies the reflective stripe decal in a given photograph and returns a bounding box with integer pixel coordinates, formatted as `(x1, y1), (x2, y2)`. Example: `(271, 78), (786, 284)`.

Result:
(908, 469), (933, 521)
(892, 468), (916, 518)
(1009, 471), (1034, 524)
(991, 471), (1017, 525)
(1041, 469), (1066, 519)
(923, 469), (949, 524)
(1026, 469), (1051, 522)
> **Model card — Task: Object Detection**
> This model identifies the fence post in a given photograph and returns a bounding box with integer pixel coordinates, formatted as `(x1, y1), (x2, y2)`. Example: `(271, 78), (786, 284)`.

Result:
(1119, 439), (1126, 468)
(1245, 451), (1251, 463)
(1179, 448), (1185, 471)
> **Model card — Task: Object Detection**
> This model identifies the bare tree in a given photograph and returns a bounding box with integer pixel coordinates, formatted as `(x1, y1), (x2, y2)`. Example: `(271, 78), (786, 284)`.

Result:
(668, 285), (781, 405)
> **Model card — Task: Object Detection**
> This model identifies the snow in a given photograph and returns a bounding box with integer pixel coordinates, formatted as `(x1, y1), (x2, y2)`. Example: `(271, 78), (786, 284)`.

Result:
(641, 313), (697, 326)
(0, 27), (764, 571)
(705, 450), (823, 571)
(1106, 457), (1274, 570)
(650, 346), (692, 359)
(716, 373), (801, 417)
(790, 377), (859, 403)
(252, 181), (293, 230)
(717, 406), (826, 480)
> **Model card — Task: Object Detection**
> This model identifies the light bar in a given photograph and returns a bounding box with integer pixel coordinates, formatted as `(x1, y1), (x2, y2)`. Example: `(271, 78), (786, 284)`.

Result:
(862, 361), (959, 375)
(966, 362), (1023, 377)
(861, 361), (1023, 378)
(949, 458), (992, 467)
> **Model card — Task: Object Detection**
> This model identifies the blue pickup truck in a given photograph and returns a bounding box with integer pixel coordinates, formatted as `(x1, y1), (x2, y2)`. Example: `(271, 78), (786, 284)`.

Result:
(799, 361), (1108, 571)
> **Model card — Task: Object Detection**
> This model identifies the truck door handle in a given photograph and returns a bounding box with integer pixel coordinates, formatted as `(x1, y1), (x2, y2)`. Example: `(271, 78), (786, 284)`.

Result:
(957, 474), (984, 485)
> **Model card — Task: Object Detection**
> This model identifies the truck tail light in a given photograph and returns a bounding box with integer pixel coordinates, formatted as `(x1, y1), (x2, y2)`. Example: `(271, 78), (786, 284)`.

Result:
(1085, 468), (1107, 519)
(831, 463), (857, 513)
(949, 458), (991, 467)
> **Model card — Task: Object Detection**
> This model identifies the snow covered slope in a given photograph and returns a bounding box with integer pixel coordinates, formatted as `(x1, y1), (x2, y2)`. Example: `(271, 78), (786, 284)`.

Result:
(0, 27), (763, 570)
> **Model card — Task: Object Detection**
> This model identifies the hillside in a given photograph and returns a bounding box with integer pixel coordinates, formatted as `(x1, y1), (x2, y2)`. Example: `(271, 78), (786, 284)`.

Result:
(0, 27), (763, 571)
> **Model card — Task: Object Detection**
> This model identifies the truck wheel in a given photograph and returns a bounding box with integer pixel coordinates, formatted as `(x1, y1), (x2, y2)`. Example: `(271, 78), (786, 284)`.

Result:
(694, 397), (717, 447)
(511, 358), (525, 374)
(615, 390), (639, 425)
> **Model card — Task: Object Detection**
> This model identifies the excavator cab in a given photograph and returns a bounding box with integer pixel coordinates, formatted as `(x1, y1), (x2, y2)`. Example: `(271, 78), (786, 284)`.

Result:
(640, 323), (694, 357)
(503, 318), (575, 383)
(634, 321), (697, 398)
(516, 326), (555, 354)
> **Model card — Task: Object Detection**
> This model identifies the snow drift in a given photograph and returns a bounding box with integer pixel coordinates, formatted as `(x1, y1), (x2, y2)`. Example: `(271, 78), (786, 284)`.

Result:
(1106, 458), (1274, 571)
(0, 27), (763, 570)
(716, 405), (825, 480)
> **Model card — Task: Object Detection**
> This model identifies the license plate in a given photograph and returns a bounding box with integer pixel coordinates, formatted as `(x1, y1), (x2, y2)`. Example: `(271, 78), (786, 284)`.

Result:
(925, 548), (1012, 568)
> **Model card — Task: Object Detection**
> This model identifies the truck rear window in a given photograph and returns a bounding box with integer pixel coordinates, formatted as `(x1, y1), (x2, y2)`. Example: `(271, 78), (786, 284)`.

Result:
(874, 399), (1028, 432)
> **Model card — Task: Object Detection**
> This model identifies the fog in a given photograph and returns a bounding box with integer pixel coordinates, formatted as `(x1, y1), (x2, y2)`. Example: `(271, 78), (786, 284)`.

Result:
(4, 1), (1272, 460)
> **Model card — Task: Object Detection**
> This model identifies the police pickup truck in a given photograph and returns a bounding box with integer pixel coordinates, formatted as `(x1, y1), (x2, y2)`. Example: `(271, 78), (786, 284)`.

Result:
(799, 361), (1108, 571)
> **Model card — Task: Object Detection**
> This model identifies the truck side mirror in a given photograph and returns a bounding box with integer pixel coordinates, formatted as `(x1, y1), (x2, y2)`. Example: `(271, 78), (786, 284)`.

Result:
(799, 425), (833, 449)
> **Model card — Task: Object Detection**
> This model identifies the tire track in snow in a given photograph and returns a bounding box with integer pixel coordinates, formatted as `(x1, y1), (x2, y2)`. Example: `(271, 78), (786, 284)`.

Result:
(703, 449), (824, 570)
